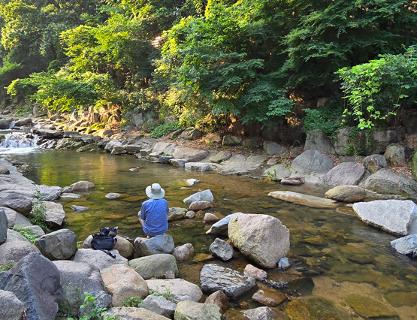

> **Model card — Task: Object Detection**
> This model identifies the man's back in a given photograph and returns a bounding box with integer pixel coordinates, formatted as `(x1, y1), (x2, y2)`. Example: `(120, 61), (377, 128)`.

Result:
(141, 198), (169, 236)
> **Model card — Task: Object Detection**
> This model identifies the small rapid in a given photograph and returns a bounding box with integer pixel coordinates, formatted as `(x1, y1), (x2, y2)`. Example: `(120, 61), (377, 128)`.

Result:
(0, 131), (38, 153)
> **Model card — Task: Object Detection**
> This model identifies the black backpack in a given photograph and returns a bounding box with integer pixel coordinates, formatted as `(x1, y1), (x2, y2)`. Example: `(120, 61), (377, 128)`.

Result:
(91, 227), (118, 258)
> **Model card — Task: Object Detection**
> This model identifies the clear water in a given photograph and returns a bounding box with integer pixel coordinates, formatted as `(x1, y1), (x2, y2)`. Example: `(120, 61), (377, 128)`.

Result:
(4, 150), (417, 319)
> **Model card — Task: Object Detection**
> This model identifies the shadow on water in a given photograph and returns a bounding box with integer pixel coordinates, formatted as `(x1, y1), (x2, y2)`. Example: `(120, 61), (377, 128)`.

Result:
(5, 150), (417, 319)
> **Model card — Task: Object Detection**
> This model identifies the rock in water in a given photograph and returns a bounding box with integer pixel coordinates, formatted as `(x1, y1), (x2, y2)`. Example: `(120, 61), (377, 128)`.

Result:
(54, 260), (112, 314)
(101, 264), (149, 307)
(209, 238), (234, 261)
(228, 213), (290, 268)
(38, 185), (62, 201)
(206, 214), (237, 236)
(65, 180), (95, 193)
(243, 307), (277, 320)
(183, 190), (214, 205)
(268, 191), (338, 209)
(169, 207), (188, 221)
(173, 243), (194, 261)
(142, 295), (177, 318)
(200, 264), (256, 299)
(0, 253), (62, 320)
(391, 234), (417, 257)
(129, 254), (178, 279)
(244, 264), (267, 281)
(35, 229), (77, 260)
(204, 212), (220, 224)
(0, 208), (7, 245)
(189, 201), (213, 211)
(352, 200), (417, 236)
(0, 290), (26, 320)
(106, 307), (170, 320)
(324, 185), (401, 203)
(146, 279), (203, 303)
(174, 301), (221, 320)
(134, 234), (175, 257)
(205, 290), (229, 312)
(105, 192), (121, 200)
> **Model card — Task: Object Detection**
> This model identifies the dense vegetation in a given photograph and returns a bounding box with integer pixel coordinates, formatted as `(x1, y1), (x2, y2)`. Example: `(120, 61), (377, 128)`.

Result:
(1, 0), (416, 133)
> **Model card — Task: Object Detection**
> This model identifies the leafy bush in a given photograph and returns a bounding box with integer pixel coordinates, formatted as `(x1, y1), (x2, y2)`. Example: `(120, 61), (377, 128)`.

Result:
(122, 296), (143, 308)
(303, 105), (343, 136)
(14, 227), (39, 243)
(150, 122), (182, 138)
(338, 46), (417, 129)
(30, 191), (47, 230)
(67, 293), (118, 320)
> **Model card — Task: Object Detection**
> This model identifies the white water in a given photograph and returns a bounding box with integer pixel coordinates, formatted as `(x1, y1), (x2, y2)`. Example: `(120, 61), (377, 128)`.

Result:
(0, 132), (38, 154)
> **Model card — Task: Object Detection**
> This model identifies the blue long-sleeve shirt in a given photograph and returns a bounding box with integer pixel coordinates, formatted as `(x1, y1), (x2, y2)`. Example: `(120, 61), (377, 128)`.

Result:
(139, 198), (169, 237)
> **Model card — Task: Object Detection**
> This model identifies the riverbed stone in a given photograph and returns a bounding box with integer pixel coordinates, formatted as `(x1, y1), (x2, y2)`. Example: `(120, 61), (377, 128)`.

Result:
(324, 185), (400, 203)
(173, 146), (209, 162)
(252, 288), (287, 307)
(0, 239), (39, 264)
(173, 243), (194, 261)
(35, 229), (77, 260)
(146, 279), (203, 303)
(359, 168), (417, 199)
(268, 191), (338, 209)
(324, 162), (365, 186)
(101, 264), (149, 307)
(384, 144), (406, 166)
(185, 162), (217, 172)
(0, 290), (25, 320)
(42, 201), (66, 227)
(209, 151), (232, 163)
(200, 264), (256, 299)
(263, 141), (287, 156)
(285, 297), (351, 320)
(206, 214), (237, 236)
(0, 253), (62, 320)
(189, 200), (213, 211)
(220, 154), (267, 175)
(209, 238), (234, 261)
(204, 212), (220, 224)
(1, 207), (17, 228)
(175, 301), (221, 320)
(105, 192), (121, 200)
(71, 204), (89, 212)
(228, 213), (290, 268)
(21, 225), (45, 238)
(0, 209), (7, 245)
(243, 307), (279, 320)
(263, 164), (291, 181)
(142, 295), (177, 318)
(304, 129), (336, 154)
(184, 190), (214, 205)
(353, 200), (417, 235)
(38, 185), (62, 201)
(83, 235), (134, 258)
(106, 307), (170, 320)
(363, 154), (387, 173)
(134, 234), (175, 257)
(60, 192), (81, 200)
(72, 248), (127, 270)
(186, 210), (196, 219)
(244, 264), (267, 281)
(129, 254), (178, 279)
(185, 178), (200, 186)
(169, 207), (188, 221)
(65, 180), (95, 193)
(205, 290), (229, 312)
(345, 294), (397, 319)
(391, 234), (417, 256)
(0, 188), (34, 214)
(53, 260), (112, 314)
(291, 149), (334, 176)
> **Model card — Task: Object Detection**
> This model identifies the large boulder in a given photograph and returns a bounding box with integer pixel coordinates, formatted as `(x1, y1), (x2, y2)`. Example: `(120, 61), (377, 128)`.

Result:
(173, 243), (194, 261)
(65, 180), (95, 193)
(129, 254), (178, 279)
(151, 142), (176, 156)
(1, 207), (18, 228)
(173, 146), (209, 162)
(391, 235), (417, 257)
(101, 264), (149, 307)
(352, 200), (417, 236)
(53, 260), (112, 314)
(304, 129), (336, 154)
(43, 201), (66, 227)
(324, 185), (400, 203)
(219, 154), (267, 175)
(35, 229), (77, 260)
(146, 279), (203, 303)
(268, 191), (338, 209)
(228, 213), (290, 268)
(263, 141), (287, 156)
(324, 162), (365, 186)
(72, 248), (127, 270)
(359, 169), (417, 199)
(134, 234), (175, 257)
(184, 190), (214, 206)
(0, 239), (39, 264)
(142, 295), (177, 318)
(384, 144), (406, 166)
(200, 264), (256, 299)
(0, 290), (26, 320)
(208, 151), (232, 163)
(0, 253), (62, 320)
(184, 162), (217, 172)
(291, 149), (333, 175)
(106, 307), (170, 320)
(209, 238), (234, 261)
(0, 208), (7, 245)
(363, 154), (387, 173)
(174, 301), (221, 320)
(0, 188), (34, 214)
(206, 214), (238, 236)
(38, 185), (62, 201)
(262, 164), (291, 181)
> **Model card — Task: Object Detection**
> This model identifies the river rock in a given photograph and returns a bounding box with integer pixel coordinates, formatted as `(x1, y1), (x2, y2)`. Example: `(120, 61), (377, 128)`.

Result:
(1, 207), (17, 228)
(228, 213), (290, 268)
(21, 225), (45, 238)
(200, 264), (256, 299)
(324, 162), (365, 186)
(170, 158), (187, 168)
(185, 178), (200, 186)
(352, 200), (417, 236)
(134, 234), (175, 256)
(180, 128), (203, 140)
(325, 185), (388, 203)
(0, 188), (34, 214)
(391, 234), (417, 257)
(173, 146), (209, 162)
(72, 248), (127, 270)
(184, 190), (214, 205)
(53, 260), (111, 314)
(0, 166), (9, 174)
(384, 144), (406, 166)
(129, 254), (178, 279)
(169, 207), (188, 221)
(0, 290), (25, 320)
(263, 141), (287, 156)
(0, 118), (12, 129)
(263, 164), (291, 181)
(209, 151), (232, 163)
(205, 290), (229, 312)
(252, 288), (287, 307)
(363, 154), (387, 173)
(243, 307), (277, 320)
(173, 243), (194, 261)
(174, 301), (221, 320)
(106, 307), (170, 320)
(35, 229), (77, 260)
(222, 135), (242, 146)
(304, 129), (336, 154)
(244, 264), (267, 281)
(105, 192), (121, 200)
(0, 209), (7, 245)
(146, 279), (203, 303)
(360, 169), (417, 199)
(0, 253), (62, 320)
(345, 294), (397, 319)
(220, 154), (267, 175)
(286, 297), (351, 320)
(43, 201), (66, 226)
(209, 238), (234, 261)
(83, 235), (134, 258)
(185, 162), (216, 172)
(142, 295), (177, 318)
(206, 214), (237, 236)
(291, 149), (334, 176)
(268, 191), (338, 209)
(14, 212), (32, 227)
(204, 212), (220, 224)
(71, 204), (89, 212)
(60, 192), (81, 200)
(38, 185), (62, 201)
(101, 264), (149, 307)
(278, 257), (291, 270)
(0, 239), (39, 264)
(65, 180), (95, 193)
(14, 117), (32, 127)
(189, 200), (213, 211)
(185, 211), (196, 219)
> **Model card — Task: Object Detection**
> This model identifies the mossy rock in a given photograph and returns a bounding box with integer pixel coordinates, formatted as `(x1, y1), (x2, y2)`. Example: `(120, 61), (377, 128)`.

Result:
(384, 291), (417, 307)
(344, 294), (398, 319)
(285, 297), (351, 320)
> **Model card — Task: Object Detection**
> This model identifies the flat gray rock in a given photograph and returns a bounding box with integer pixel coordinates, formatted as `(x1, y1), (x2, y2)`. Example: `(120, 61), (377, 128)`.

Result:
(324, 162), (365, 186)
(146, 279), (202, 303)
(391, 235), (417, 257)
(35, 229), (77, 260)
(72, 248), (127, 270)
(209, 238), (233, 261)
(129, 254), (178, 279)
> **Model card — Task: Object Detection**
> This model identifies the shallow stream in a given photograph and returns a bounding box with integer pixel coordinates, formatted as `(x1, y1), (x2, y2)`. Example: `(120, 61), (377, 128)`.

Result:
(4, 150), (417, 319)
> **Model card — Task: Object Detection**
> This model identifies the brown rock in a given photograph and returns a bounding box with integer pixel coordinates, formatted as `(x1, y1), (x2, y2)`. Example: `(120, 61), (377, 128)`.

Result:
(205, 290), (229, 312)
(244, 264), (267, 281)
(252, 288), (287, 307)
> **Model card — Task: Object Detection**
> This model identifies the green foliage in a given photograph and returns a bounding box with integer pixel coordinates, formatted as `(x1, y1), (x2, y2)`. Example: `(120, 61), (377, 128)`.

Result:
(149, 289), (175, 302)
(30, 190), (47, 229)
(67, 293), (118, 320)
(122, 296), (143, 308)
(344, 127), (375, 156)
(0, 262), (15, 272)
(150, 121), (182, 138)
(338, 46), (417, 129)
(303, 105), (343, 136)
(13, 226), (39, 243)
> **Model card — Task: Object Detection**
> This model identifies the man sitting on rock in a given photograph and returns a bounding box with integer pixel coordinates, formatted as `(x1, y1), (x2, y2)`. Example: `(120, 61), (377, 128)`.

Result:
(138, 183), (169, 237)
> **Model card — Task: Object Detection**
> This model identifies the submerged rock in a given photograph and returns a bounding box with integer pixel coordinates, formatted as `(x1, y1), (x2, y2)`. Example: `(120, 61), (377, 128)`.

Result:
(184, 190), (214, 205)
(391, 234), (417, 257)
(70, 204), (89, 212)
(146, 279), (203, 303)
(174, 301), (221, 320)
(252, 288), (287, 307)
(65, 180), (95, 193)
(352, 200), (417, 236)
(243, 306), (277, 320)
(268, 191), (338, 209)
(285, 297), (351, 320)
(344, 294), (397, 319)
(105, 192), (121, 200)
(200, 264), (256, 299)
(129, 254), (178, 279)
(228, 213), (290, 268)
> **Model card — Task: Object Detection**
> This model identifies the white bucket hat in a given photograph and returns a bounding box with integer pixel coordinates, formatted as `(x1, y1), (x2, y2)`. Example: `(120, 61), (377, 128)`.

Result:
(145, 183), (165, 199)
